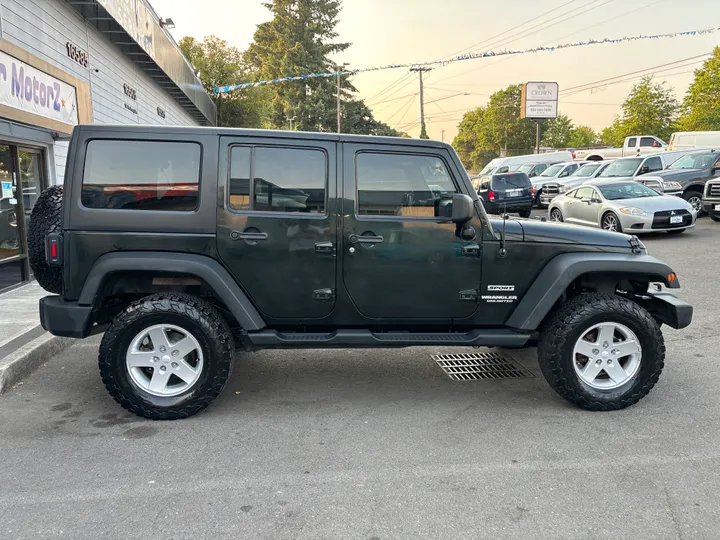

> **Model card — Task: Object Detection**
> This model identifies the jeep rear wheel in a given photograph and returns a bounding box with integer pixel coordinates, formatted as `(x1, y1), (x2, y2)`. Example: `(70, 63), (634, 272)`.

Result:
(537, 293), (664, 411)
(99, 293), (234, 420)
(28, 185), (63, 294)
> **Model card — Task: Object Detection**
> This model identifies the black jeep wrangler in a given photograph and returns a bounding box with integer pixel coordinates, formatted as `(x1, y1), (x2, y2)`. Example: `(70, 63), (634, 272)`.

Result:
(30, 126), (692, 420)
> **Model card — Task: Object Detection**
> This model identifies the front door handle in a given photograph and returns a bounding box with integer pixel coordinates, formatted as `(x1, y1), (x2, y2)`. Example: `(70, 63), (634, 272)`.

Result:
(461, 243), (481, 257)
(314, 241), (335, 254)
(231, 231), (268, 241)
(349, 234), (384, 244)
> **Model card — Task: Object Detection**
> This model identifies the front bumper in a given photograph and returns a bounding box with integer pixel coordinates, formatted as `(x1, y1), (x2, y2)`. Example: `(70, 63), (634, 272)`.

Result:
(701, 198), (720, 213)
(39, 296), (94, 338)
(635, 290), (693, 329)
(619, 212), (695, 233)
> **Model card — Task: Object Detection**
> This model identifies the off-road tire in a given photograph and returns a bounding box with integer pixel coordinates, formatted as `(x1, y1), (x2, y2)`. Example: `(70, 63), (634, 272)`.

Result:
(99, 293), (234, 420)
(537, 293), (664, 411)
(518, 208), (532, 218)
(28, 185), (63, 294)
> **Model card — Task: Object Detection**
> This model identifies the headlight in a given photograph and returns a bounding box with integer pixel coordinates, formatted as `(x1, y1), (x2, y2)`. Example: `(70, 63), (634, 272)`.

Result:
(663, 181), (682, 190)
(619, 207), (647, 216)
(560, 185), (571, 192)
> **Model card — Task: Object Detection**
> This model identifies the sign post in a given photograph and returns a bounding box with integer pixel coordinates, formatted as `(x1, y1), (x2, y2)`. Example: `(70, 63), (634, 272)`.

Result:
(521, 82), (559, 154)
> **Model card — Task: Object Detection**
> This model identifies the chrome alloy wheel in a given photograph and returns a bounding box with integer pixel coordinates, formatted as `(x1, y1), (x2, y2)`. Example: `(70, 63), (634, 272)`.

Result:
(572, 322), (642, 390)
(125, 324), (204, 397)
(550, 208), (563, 222)
(602, 213), (619, 232)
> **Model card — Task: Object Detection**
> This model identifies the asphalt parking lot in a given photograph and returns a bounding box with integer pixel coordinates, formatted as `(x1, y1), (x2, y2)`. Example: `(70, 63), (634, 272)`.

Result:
(1, 217), (719, 540)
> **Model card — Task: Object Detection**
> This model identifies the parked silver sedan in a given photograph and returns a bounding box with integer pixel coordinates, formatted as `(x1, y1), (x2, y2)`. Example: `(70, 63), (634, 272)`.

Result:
(548, 180), (696, 234)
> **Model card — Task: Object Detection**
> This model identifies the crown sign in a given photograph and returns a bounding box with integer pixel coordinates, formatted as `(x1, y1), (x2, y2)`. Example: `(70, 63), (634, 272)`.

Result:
(537, 84), (546, 90)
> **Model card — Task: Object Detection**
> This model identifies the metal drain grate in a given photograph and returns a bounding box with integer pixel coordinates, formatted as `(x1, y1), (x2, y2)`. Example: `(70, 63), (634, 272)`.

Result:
(432, 352), (534, 381)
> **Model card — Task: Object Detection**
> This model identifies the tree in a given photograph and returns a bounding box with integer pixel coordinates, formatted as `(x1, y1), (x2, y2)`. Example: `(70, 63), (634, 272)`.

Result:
(179, 36), (270, 128)
(568, 125), (598, 148)
(618, 76), (678, 141)
(600, 119), (624, 147)
(542, 114), (574, 148)
(677, 47), (720, 131)
(245, 0), (351, 132)
(452, 84), (542, 170)
(341, 99), (401, 136)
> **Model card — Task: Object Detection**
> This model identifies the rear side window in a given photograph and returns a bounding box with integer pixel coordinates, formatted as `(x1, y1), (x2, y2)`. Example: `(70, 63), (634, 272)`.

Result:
(82, 140), (201, 211)
(626, 137), (637, 148)
(229, 146), (327, 214)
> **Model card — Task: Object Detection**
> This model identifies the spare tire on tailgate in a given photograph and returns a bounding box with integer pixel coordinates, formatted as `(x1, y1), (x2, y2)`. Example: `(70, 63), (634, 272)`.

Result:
(28, 185), (63, 294)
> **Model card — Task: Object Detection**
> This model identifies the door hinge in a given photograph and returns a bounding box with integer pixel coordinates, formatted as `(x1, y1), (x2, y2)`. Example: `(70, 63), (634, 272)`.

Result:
(459, 289), (479, 302)
(313, 288), (335, 302)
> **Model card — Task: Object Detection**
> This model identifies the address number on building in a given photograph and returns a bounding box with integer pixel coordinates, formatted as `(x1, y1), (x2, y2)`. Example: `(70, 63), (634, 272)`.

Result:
(66, 41), (88, 68)
(123, 83), (137, 101)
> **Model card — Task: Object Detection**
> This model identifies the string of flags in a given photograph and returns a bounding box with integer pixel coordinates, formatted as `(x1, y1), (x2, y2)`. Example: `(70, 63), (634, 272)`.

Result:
(214, 26), (720, 94)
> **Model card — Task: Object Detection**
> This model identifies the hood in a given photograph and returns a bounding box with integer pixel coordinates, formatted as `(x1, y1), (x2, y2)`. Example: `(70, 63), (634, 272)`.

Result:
(645, 168), (707, 182)
(607, 195), (693, 213)
(517, 218), (635, 250)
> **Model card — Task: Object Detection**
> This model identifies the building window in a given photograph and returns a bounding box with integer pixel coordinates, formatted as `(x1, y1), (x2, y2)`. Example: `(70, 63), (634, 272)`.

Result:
(82, 140), (201, 211)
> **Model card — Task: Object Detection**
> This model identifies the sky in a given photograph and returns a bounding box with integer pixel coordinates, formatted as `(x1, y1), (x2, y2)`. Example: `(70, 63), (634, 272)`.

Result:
(151, 0), (720, 141)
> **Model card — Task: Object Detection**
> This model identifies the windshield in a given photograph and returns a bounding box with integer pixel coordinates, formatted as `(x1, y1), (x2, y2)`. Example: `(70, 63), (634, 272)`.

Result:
(479, 160), (499, 176)
(539, 164), (564, 177)
(598, 183), (659, 200)
(571, 163), (601, 177)
(668, 153), (718, 170)
(517, 164), (534, 173)
(598, 158), (643, 178)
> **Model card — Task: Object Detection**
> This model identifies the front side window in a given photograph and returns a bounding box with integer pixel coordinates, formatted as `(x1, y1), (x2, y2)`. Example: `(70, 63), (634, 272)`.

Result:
(642, 156), (662, 173)
(82, 140), (201, 211)
(356, 153), (457, 218)
(229, 146), (327, 214)
(640, 137), (658, 148)
(668, 153), (716, 170)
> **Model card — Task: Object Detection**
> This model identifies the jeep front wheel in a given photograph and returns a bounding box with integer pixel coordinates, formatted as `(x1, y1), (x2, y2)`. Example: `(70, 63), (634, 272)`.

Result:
(537, 293), (664, 411)
(99, 293), (234, 420)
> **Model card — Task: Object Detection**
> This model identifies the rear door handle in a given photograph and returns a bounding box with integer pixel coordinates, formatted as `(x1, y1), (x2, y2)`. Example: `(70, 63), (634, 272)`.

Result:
(231, 231), (268, 241)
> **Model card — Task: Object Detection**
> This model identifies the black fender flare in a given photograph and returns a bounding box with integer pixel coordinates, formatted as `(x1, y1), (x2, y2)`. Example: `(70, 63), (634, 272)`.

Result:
(78, 252), (266, 331)
(505, 252), (678, 331)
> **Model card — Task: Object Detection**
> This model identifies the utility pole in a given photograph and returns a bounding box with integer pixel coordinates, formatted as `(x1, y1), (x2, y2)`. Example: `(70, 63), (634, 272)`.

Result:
(441, 129), (445, 142)
(535, 120), (541, 154)
(288, 116), (296, 131)
(410, 67), (431, 139)
(336, 63), (348, 134)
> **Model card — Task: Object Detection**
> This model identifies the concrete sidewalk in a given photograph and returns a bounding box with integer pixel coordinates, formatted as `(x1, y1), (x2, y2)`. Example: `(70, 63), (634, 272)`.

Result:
(0, 282), (72, 392)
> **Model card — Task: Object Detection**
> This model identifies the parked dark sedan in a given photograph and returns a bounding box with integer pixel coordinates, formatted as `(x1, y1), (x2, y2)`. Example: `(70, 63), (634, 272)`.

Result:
(477, 172), (534, 217)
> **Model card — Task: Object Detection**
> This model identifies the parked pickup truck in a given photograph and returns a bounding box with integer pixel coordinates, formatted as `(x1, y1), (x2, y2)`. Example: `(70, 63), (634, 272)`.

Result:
(574, 136), (667, 161)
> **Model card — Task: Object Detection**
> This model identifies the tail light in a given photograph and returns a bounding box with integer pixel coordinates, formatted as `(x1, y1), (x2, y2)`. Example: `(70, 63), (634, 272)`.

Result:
(530, 186), (536, 196)
(572, 151), (576, 159)
(45, 233), (62, 267)
(488, 190), (496, 201)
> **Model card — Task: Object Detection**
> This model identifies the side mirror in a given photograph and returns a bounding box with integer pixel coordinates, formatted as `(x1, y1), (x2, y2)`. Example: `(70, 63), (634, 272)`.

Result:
(559, 171), (569, 178)
(581, 197), (593, 204)
(451, 193), (475, 223)
(638, 166), (649, 175)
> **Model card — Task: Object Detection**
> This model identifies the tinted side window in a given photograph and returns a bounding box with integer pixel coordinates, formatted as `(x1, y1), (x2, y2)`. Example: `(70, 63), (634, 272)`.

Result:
(639, 137), (657, 147)
(576, 187), (594, 199)
(643, 156), (662, 173)
(626, 137), (637, 148)
(82, 140), (201, 211)
(228, 146), (327, 214)
(356, 153), (457, 218)
(480, 178), (490, 191)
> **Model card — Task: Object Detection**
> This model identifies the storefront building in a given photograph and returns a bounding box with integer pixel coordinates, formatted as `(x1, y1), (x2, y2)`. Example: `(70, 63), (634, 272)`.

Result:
(0, 0), (216, 291)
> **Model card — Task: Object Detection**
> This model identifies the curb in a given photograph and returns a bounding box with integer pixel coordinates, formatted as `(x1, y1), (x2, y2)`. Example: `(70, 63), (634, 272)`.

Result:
(0, 333), (74, 393)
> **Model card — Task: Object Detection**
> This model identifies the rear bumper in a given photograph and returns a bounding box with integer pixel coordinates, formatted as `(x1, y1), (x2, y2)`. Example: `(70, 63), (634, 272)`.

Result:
(484, 199), (533, 213)
(39, 296), (94, 338)
(635, 291), (693, 330)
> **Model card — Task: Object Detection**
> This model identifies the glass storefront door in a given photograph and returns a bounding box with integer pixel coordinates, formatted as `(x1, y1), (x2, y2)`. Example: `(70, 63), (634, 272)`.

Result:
(0, 144), (46, 291)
